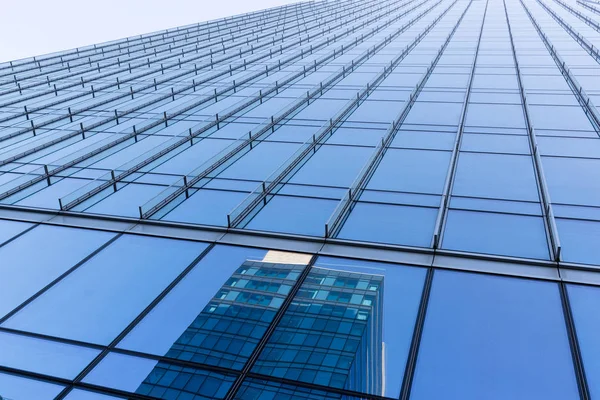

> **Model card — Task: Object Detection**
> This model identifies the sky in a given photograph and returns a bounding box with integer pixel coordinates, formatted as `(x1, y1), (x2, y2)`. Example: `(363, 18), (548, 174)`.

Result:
(0, 0), (309, 63)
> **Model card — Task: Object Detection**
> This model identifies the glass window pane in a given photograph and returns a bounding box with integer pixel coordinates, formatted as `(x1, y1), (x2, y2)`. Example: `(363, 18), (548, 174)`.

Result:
(3, 234), (207, 344)
(567, 284), (600, 399)
(556, 219), (600, 265)
(84, 352), (235, 398)
(119, 246), (308, 370)
(339, 202), (437, 247)
(0, 224), (116, 319)
(162, 189), (248, 227)
(63, 390), (123, 400)
(252, 257), (426, 397)
(0, 219), (32, 245)
(238, 378), (363, 400)
(367, 149), (451, 195)
(442, 210), (549, 259)
(289, 145), (373, 188)
(453, 153), (539, 201)
(542, 157), (600, 207)
(0, 331), (99, 379)
(0, 372), (64, 400)
(411, 271), (579, 400)
(247, 196), (337, 237)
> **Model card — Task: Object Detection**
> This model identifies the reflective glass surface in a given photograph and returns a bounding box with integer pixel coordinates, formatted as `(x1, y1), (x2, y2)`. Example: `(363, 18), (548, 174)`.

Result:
(411, 271), (579, 400)
(3, 234), (207, 344)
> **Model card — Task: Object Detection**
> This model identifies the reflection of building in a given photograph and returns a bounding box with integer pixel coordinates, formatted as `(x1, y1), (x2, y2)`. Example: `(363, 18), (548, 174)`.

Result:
(133, 259), (383, 398)
(252, 267), (384, 396)
(135, 258), (304, 397)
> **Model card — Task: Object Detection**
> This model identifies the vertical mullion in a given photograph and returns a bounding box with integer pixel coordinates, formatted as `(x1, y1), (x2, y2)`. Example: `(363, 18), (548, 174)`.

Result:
(223, 254), (318, 400)
(559, 282), (591, 400)
(399, 268), (434, 400)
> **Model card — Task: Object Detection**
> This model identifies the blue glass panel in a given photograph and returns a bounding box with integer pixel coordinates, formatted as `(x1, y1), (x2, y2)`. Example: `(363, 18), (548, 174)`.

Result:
(529, 105), (595, 131)
(63, 390), (122, 400)
(567, 284), (600, 398)
(162, 189), (248, 226)
(289, 145), (373, 188)
(0, 218), (32, 244)
(0, 331), (99, 379)
(0, 372), (63, 400)
(556, 218), (600, 265)
(296, 256), (426, 397)
(327, 126), (384, 146)
(220, 142), (300, 181)
(453, 153), (539, 201)
(391, 130), (456, 151)
(3, 234), (207, 344)
(366, 149), (451, 194)
(85, 183), (165, 218)
(347, 100), (404, 123)
(238, 378), (362, 400)
(253, 257), (422, 396)
(411, 271), (579, 400)
(543, 157), (600, 207)
(16, 177), (90, 209)
(89, 135), (170, 170)
(537, 137), (600, 158)
(0, 224), (115, 318)
(465, 103), (526, 128)
(404, 102), (462, 126)
(119, 245), (306, 370)
(442, 210), (549, 259)
(338, 202), (436, 247)
(84, 352), (235, 398)
(150, 138), (233, 175)
(460, 133), (530, 154)
(247, 196), (337, 237)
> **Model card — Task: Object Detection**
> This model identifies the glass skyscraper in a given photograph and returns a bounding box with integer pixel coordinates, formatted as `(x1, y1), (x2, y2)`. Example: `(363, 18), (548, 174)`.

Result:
(0, 0), (599, 398)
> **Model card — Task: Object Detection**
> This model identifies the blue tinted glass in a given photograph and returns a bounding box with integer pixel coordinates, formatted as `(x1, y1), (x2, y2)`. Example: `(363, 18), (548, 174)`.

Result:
(84, 183), (165, 218)
(542, 157), (600, 207)
(162, 189), (248, 226)
(0, 372), (64, 400)
(63, 390), (122, 400)
(3, 234), (207, 344)
(556, 219), (600, 265)
(442, 210), (549, 259)
(84, 352), (235, 398)
(0, 224), (115, 318)
(0, 219), (32, 244)
(246, 196), (337, 237)
(567, 284), (600, 398)
(119, 245), (306, 370)
(529, 105), (595, 131)
(339, 202), (436, 247)
(465, 103), (526, 128)
(0, 331), (99, 379)
(237, 378), (361, 400)
(151, 138), (232, 175)
(253, 257), (425, 397)
(289, 145), (373, 188)
(220, 142), (300, 181)
(460, 133), (529, 154)
(404, 102), (462, 126)
(391, 130), (456, 151)
(16, 177), (90, 209)
(411, 271), (579, 400)
(453, 153), (539, 201)
(367, 149), (451, 194)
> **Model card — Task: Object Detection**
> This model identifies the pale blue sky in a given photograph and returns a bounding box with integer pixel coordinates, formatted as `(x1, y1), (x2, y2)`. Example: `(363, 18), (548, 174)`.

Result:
(1, 0), (308, 62)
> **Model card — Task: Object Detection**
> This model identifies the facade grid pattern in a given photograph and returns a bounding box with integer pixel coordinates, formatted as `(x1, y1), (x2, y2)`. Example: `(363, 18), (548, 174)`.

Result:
(0, 0), (600, 398)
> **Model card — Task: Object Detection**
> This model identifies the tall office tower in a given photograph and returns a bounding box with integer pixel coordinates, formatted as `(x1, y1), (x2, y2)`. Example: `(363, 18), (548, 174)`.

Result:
(0, 0), (600, 398)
